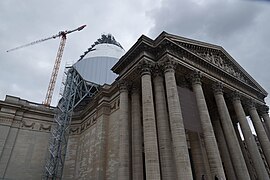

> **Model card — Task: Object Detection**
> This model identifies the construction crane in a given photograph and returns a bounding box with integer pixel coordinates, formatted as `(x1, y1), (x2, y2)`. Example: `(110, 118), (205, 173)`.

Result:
(6, 24), (87, 106)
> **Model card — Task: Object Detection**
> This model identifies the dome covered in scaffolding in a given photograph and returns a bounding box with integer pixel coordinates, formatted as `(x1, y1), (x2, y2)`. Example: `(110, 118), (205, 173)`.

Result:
(73, 34), (125, 85)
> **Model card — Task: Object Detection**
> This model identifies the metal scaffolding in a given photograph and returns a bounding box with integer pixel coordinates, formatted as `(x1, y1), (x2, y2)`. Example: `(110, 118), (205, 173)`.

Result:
(43, 66), (99, 179)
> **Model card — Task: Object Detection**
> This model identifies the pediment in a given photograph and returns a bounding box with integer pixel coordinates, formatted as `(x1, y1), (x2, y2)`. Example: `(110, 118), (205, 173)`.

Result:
(162, 33), (267, 96)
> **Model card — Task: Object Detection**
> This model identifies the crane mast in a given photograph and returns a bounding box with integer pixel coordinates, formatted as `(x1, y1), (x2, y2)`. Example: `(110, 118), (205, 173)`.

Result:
(43, 34), (66, 106)
(6, 25), (87, 106)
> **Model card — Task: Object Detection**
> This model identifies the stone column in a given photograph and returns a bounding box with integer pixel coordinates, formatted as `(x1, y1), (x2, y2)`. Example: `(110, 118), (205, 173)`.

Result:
(118, 82), (130, 180)
(191, 72), (226, 180)
(213, 83), (250, 180)
(153, 68), (176, 180)
(232, 93), (269, 180)
(163, 61), (193, 180)
(212, 118), (237, 180)
(261, 105), (270, 138)
(200, 135), (212, 180)
(233, 122), (257, 180)
(140, 61), (161, 180)
(248, 102), (270, 167)
(188, 131), (206, 180)
(131, 86), (144, 180)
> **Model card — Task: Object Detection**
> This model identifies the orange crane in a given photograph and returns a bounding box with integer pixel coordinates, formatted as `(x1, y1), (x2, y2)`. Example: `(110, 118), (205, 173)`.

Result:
(6, 25), (86, 106)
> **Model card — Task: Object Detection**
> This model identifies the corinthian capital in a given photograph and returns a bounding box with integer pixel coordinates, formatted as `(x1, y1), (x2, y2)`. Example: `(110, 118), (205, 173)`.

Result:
(131, 84), (140, 94)
(244, 99), (256, 111)
(212, 82), (223, 95)
(231, 91), (241, 102)
(138, 59), (154, 76)
(152, 64), (163, 77)
(260, 105), (269, 115)
(118, 80), (129, 92)
(191, 71), (202, 85)
(162, 60), (177, 73)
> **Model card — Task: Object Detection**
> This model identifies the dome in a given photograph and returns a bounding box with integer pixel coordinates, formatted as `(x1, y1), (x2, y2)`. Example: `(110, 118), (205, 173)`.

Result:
(73, 34), (125, 85)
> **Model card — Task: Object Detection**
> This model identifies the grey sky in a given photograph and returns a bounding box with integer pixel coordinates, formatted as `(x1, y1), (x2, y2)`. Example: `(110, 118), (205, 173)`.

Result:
(0, 0), (269, 108)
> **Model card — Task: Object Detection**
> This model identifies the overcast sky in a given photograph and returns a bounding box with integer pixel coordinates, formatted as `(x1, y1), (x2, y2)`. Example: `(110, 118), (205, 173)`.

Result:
(0, 0), (269, 108)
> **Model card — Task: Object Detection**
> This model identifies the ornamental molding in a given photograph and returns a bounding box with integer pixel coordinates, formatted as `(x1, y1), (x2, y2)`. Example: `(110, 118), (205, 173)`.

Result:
(18, 120), (52, 132)
(212, 82), (224, 95)
(0, 117), (13, 125)
(137, 59), (155, 76)
(110, 98), (120, 112)
(195, 52), (249, 84)
(70, 112), (98, 135)
(171, 40), (266, 96)
(22, 121), (35, 129)
(260, 105), (269, 114)
(190, 71), (202, 85)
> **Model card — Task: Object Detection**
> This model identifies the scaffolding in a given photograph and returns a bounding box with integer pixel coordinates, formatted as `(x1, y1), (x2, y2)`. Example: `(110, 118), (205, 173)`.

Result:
(43, 66), (99, 179)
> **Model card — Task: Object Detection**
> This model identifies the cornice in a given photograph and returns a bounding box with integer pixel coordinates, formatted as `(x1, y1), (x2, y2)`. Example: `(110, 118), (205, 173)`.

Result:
(111, 35), (154, 74)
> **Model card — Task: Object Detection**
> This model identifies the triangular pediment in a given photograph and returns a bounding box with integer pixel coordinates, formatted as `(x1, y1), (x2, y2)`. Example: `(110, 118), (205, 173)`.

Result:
(160, 33), (267, 96)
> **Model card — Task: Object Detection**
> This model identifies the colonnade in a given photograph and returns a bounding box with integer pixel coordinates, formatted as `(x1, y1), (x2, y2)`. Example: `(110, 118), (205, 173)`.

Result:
(117, 59), (270, 180)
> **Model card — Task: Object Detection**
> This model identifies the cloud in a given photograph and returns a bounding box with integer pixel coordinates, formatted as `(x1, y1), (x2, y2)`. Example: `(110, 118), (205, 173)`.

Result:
(0, 0), (269, 108)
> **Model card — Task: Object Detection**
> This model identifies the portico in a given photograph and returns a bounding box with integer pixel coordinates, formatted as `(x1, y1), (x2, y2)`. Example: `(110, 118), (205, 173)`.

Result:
(112, 32), (270, 179)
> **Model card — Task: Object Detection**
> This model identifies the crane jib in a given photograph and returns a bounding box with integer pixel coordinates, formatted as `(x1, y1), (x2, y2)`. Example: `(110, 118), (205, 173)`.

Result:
(6, 24), (87, 107)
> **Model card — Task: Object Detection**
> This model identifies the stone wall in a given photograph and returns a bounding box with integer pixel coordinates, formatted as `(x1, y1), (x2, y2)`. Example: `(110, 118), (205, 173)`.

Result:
(63, 92), (121, 180)
(0, 96), (54, 180)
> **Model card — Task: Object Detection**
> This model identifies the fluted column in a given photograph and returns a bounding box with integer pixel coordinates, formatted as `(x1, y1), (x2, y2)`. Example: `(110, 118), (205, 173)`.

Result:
(213, 83), (250, 180)
(232, 93), (269, 180)
(131, 86), (143, 180)
(153, 68), (176, 179)
(189, 131), (206, 180)
(233, 122), (257, 180)
(261, 105), (270, 138)
(248, 102), (270, 167)
(191, 72), (226, 180)
(118, 82), (130, 180)
(163, 61), (193, 180)
(212, 118), (237, 180)
(140, 61), (161, 180)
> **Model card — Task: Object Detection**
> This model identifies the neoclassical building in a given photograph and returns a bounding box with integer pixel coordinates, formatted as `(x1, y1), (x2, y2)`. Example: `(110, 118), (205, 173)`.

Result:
(1, 32), (270, 180)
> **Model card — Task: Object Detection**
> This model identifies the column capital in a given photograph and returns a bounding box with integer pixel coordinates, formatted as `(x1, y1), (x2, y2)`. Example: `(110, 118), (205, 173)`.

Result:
(245, 99), (257, 111)
(138, 60), (154, 76)
(152, 64), (163, 78)
(212, 82), (223, 95)
(231, 91), (241, 102)
(191, 71), (202, 85)
(118, 80), (129, 92)
(131, 84), (140, 94)
(160, 59), (177, 73)
(260, 105), (269, 115)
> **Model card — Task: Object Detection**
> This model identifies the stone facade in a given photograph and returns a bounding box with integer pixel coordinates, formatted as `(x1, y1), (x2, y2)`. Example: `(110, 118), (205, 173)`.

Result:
(0, 96), (54, 180)
(1, 32), (270, 179)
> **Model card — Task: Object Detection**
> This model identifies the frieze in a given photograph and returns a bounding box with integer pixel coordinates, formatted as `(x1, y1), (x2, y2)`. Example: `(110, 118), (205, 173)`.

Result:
(168, 43), (256, 89)
(70, 127), (80, 135)
(39, 124), (51, 131)
(20, 120), (53, 132)
(166, 46), (264, 101)
(0, 117), (13, 125)
(110, 98), (120, 112)
(196, 52), (249, 84)
(21, 121), (35, 129)
(75, 113), (98, 134)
